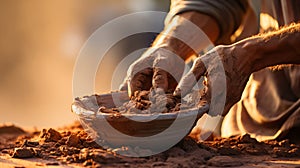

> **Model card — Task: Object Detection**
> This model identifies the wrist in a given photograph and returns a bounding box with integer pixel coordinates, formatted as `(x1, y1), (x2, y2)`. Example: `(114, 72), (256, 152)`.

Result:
(233, 37), (264, 73)
(152, 35), (196, 60)
(153, 14), (214, 60)
(238, 23), (300, 73)
(225, 38), (260, 76)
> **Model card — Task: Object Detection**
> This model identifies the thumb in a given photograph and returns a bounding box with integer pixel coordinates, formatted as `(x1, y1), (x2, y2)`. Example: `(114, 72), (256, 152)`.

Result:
(174, 57), (206, 97)
(119, 79), (128, 91)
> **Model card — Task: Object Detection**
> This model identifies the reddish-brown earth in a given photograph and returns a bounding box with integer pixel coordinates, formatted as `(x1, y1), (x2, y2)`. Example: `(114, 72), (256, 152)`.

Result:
(1, 122), (300, 167)
(1, 90), (300, 167)
(98, 90), (201, 114)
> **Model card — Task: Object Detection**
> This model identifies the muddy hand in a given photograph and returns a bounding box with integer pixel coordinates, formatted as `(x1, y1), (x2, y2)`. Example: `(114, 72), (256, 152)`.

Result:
(174, 45), (252, 115)
(120, 46), (185, 97)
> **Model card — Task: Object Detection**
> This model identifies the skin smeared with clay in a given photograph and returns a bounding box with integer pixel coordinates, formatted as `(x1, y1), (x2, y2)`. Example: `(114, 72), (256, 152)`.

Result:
(120, 12), (220, 97)
(175, 23), (300, 115)
(121, 47), (185, 97)
(121, 7), (300, 116)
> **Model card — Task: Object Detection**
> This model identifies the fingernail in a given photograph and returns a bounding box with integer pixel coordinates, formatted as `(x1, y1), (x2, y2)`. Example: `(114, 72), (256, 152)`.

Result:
(119, 83), (128, 91)
(173, 88), (181, 97)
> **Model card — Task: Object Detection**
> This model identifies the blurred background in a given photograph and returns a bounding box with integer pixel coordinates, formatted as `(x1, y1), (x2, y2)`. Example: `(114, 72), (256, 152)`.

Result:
(0, 0), (169, 128)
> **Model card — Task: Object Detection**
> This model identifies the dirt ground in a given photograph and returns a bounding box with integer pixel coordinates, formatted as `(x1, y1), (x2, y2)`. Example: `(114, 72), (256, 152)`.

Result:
(0, 122), (300, 168)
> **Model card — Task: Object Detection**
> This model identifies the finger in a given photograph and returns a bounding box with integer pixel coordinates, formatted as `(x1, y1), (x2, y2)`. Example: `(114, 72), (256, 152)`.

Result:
(167, 73), (178, 93)
(119, 79), (128, 91)
(174, 58), (206, 97)
(200, 55), (227, 116)
(152, 49), (184, 93)
(128, 68), (153, 96)
(173, 71), (197, 97)
(152, 68), (169, 92)
(201, 76), (211, 103)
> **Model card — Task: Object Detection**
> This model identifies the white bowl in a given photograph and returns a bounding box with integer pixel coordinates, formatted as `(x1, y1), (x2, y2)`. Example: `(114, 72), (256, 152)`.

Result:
(71, 91), (209, 152)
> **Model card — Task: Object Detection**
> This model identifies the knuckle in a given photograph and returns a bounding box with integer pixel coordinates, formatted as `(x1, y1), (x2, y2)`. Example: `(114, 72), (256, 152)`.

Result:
(194, 57), (202, 64)
(128, 62), (137, 73)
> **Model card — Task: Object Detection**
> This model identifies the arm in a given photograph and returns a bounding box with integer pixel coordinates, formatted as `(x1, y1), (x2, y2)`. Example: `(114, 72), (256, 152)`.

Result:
(175, 23), (300, 115)
(122, 0), (249, 95)
(152, 0), (250, 60)
(242, 23), (300, 72)
(152, 12), (220, 60)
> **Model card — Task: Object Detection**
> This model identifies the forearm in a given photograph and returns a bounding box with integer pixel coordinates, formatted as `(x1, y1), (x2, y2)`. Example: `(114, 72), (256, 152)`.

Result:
(237, 23), (300, 73)
(152, 11), (220, 60)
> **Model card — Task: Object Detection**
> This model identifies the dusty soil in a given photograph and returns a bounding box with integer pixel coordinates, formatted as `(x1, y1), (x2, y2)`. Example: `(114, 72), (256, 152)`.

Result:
(1, 122), (300, 168)
(98, 90), (201, 114)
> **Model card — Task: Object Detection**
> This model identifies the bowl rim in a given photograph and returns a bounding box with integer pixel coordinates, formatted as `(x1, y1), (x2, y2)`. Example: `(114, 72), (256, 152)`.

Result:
(71, 93), (209, 121)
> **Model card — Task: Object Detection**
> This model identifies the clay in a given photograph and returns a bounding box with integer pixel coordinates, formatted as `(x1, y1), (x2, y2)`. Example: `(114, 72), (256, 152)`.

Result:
(1, 122), (300, 167)
(207, 156), (244, 167)
(99, 90), (201, 115)
(66, 134), (80, 147)
(0, 125), (26, 135)
(12, 147), (34, 158)
(40, 128), (62, 142)
(239, 134), (258, 143)
(45, 162), (59, 165)
(22, 140), (39, 147)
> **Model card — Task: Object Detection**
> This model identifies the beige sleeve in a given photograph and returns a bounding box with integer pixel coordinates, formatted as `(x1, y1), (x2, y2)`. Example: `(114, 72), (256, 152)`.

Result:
(165, 0), (250, 44)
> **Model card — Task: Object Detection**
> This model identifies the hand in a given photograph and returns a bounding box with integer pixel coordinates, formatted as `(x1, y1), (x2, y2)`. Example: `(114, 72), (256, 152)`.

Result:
(120, 45), (185, 96)
(174, 45), (252, 115)
(120, 12), (221, 97)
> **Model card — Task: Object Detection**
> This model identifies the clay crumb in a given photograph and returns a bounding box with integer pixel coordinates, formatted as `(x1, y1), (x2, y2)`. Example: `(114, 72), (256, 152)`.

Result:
(12, 147), (34, 158)
(40, 128), (62, 142)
